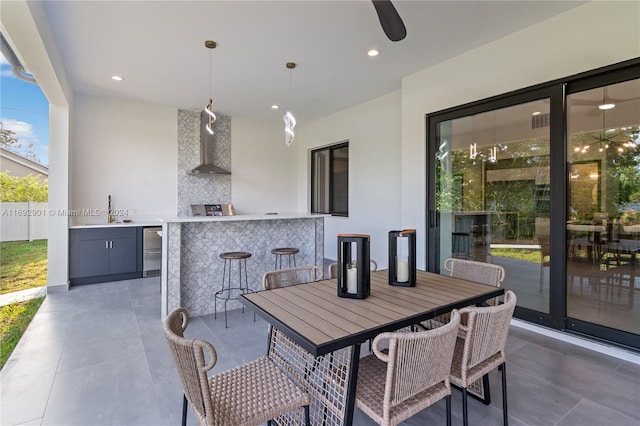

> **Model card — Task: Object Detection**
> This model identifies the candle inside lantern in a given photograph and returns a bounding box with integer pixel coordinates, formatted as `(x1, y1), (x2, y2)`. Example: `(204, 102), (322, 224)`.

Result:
(397, 259), (409, 282)
(346, 264), (358, 294)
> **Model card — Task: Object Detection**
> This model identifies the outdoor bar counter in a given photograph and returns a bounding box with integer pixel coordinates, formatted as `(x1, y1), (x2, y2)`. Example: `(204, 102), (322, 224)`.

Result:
(159, 213), (326, 318)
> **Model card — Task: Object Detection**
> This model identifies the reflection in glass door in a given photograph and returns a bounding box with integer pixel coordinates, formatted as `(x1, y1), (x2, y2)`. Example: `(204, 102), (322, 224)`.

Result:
(567, 79), (640, 335)
(434, 99), (552, 313)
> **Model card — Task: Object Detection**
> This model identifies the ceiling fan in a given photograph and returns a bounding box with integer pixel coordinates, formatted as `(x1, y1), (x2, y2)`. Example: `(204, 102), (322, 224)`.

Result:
(371, 0), (407, 42)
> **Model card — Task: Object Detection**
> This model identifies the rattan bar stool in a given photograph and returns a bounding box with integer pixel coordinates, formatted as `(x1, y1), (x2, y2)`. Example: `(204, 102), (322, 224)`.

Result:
(215, 251), (253, 328)
(271, 247), (299, 269)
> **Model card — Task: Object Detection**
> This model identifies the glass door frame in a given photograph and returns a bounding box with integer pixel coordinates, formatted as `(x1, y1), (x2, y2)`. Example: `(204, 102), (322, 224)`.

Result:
(425, 58), (640, 348)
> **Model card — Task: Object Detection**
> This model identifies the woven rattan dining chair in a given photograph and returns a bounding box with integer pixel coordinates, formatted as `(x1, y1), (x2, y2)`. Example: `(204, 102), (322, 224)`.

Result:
(163, 307), (311, 426)
(328, 260), (378, 279)
(262, 265), (323, 290)
(355, 310), (461, 426)
(450, 290), (517, 426)
(422, 258), (505, 330)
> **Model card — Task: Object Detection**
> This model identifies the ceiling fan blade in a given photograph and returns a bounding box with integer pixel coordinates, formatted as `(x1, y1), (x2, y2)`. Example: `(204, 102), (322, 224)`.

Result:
(372, 0), (406, 42)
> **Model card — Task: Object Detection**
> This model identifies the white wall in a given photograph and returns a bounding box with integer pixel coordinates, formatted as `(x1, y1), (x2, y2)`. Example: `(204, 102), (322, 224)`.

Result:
(298, 91), (402, 266)
(400, 0), (640, 269)
(71, 94), (178, 223)
(231, 118), (298, 214)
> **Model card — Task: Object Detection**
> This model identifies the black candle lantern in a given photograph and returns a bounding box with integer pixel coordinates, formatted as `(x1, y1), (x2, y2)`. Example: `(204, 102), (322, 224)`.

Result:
(389, 229), (416, 287)
(337, 234), (370, 299)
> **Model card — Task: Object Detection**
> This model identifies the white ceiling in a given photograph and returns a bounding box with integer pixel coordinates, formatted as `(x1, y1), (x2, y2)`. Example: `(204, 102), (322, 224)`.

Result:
(39, 0), (586, 124)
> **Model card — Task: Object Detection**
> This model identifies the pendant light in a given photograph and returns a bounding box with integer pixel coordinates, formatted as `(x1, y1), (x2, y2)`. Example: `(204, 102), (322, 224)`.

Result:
(284, 62), (297, 147)
(203, 40), (217, 135)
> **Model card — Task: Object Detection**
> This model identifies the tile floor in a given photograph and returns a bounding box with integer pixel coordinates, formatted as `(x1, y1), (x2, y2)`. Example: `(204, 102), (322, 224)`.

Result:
(1, 277), (639, 426)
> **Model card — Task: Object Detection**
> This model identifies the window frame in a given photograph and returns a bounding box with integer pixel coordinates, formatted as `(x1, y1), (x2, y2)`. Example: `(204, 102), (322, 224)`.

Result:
(310, 141), (349, 216)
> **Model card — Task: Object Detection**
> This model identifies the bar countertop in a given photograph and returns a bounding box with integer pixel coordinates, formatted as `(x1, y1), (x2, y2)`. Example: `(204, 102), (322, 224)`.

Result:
(69, 213), (328, 229)
(160, 212), (329, 223)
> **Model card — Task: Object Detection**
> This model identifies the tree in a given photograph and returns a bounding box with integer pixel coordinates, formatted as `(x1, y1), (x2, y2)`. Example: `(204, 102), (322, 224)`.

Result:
(0, 122), (19, 148)
(0, 121), (40, 162)
(0, 172), (48, 202)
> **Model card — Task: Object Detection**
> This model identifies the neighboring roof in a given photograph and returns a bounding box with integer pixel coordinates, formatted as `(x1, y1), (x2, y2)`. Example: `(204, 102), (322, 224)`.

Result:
(0, 147), (49, 176)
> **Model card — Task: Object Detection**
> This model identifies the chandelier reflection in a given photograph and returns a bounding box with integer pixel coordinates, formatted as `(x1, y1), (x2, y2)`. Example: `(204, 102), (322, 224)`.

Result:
(572, 88), (639, 155)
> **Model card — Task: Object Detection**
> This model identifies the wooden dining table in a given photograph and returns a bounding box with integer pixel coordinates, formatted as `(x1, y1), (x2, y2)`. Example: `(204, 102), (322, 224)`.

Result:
(240, 269), (504, 426)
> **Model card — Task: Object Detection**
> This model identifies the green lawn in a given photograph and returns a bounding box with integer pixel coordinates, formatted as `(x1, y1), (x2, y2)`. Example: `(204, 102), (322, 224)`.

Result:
(0, 296), (45, 369)
(0, 240), (47, 294)
(490, 248), (541, 263)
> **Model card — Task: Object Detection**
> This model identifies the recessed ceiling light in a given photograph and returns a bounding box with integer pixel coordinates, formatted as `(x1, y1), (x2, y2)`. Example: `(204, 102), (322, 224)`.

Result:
(367, 49), (379, 57)
(111, 75), (123, 81)
(271, 104), (279, 109)
(598, 103), (615, 110)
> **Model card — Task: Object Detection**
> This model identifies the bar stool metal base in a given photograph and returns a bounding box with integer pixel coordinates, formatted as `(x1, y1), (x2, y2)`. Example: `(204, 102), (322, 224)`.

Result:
(215, 251), (253, 328)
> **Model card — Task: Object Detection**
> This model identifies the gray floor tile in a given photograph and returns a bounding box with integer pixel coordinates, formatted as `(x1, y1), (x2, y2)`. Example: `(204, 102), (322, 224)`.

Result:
(508, 326), (629, 373)
(4, 277), (639, 426)
(613, 358), (640, 379)
(14, 418), (43, 426)
(131, 293), (161, 318)
(41, 352), (163, 426)
(57, 330), (145, 373)
(497, 355), (581, 425)
(0, 368), (56, 426)
(557, 398), (640, 426)
(127, 277), (161, 298)
(506, 341), (640, 421)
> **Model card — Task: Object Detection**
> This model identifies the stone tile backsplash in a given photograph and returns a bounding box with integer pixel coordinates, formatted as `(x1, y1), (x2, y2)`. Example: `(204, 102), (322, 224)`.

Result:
(177, 110), (231, 216)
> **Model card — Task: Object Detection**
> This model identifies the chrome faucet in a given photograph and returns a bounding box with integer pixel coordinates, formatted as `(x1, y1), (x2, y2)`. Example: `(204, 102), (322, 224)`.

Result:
(107, 195), (115, 223)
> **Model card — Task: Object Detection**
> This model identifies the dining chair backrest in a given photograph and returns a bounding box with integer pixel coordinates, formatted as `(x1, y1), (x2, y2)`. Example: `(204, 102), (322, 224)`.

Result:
(373, 310), (461, 416)
(444, 257), (505, 287)
(328, 260), (378, 279)
(262, 265), (323, 290)
(444, 257), (504, 306)
(163, 307), (217, 424)
(458, 290), (516, 369)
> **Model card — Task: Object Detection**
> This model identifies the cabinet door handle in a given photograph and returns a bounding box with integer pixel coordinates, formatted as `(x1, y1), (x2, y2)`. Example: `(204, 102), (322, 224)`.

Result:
(106, 241), (109, 249)
(110, 241), (113, 249)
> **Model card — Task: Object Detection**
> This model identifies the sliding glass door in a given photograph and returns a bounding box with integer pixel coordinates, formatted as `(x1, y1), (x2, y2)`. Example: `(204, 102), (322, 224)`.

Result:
(566, 78), (640, 337)
(427, 59), (640, 348)
(431, 97), (553, 314)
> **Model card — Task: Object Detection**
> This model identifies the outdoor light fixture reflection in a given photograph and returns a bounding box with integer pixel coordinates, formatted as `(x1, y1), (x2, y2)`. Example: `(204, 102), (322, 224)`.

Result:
(469, 142), (477, 159)
(489, 146), (498, 163)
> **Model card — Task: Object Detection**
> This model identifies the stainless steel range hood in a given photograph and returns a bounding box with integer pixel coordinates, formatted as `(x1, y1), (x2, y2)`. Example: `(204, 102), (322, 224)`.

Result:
(189, 110), (231, 175)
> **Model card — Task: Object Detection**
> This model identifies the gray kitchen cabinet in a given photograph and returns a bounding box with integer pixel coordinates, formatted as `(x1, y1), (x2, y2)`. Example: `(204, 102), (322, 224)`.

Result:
(69, 227), (142, 284)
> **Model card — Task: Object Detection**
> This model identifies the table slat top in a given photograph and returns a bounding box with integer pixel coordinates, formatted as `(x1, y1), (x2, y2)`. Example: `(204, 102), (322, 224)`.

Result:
(241, 269), (503, 356)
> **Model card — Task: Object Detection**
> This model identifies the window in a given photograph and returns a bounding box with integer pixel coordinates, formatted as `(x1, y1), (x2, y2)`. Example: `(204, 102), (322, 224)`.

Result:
(311, 141), (348, 216)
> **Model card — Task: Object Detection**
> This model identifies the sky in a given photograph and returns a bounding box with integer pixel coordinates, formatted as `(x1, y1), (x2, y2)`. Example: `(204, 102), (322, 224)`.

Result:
(1, 52), (49, 165)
